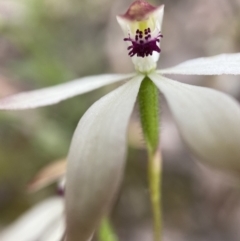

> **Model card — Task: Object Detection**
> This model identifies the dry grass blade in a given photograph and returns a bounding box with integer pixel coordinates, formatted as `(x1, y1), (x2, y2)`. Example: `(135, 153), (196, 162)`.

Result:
(28, 159), (67, 192)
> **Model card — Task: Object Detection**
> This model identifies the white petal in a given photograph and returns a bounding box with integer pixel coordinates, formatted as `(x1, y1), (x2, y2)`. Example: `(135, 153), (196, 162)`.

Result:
(158, 53), (240, 75)
(65, 75), (144, 241)
(149, 73), (240, 171)
(0, 197), (64, 241)
(39, 218), (65, 241)
(153, 5), (164, 31)
(0, 73), (135, 109)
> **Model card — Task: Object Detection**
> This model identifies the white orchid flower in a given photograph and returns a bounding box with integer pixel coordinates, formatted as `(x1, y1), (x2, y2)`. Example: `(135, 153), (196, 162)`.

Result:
(1, 0), (240, 241)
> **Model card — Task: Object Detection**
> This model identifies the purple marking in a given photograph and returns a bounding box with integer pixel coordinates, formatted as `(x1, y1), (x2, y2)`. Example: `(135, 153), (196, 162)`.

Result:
(124, 27), (163, 58)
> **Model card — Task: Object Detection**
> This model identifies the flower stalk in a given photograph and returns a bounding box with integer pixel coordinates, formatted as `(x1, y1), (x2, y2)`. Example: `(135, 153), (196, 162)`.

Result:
(98, 217), (118, 241)
(138, 76), (162, 241)
(148, 149), (162, 241)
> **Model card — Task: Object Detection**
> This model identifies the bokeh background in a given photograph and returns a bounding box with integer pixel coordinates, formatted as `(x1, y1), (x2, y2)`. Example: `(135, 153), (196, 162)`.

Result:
(0, 0), (240, 240)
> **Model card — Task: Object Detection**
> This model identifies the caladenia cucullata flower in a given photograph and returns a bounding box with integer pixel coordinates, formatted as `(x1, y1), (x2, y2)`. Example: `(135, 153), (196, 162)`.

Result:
(1, 0), (240, 240)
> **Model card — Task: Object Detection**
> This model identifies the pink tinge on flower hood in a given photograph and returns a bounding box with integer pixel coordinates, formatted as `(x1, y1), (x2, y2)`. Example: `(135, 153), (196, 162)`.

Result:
(118, 0), (158, 21)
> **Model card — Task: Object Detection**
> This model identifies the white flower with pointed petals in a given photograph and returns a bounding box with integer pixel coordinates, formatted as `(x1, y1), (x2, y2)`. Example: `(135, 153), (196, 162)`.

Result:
(1, 1), (240, 241)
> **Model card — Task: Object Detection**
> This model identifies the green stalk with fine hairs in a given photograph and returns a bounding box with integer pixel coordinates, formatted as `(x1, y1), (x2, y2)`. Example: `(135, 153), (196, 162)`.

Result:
(138, 76), (162, 241)
(138, 77), (159, 153)
(98, 217), (118, 241)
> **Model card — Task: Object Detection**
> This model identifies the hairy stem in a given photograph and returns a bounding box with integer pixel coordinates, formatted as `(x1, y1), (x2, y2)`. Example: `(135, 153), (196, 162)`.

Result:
(138, 77), (159, 153)
(138, 76), (162, 241)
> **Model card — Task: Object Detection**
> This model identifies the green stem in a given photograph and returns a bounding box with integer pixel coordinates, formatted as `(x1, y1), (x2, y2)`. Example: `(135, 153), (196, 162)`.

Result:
(97, 217), (118, 241)
(138, 77), (159, 153)
(138, 76), (162, 241)
(148, 150), (162, 241)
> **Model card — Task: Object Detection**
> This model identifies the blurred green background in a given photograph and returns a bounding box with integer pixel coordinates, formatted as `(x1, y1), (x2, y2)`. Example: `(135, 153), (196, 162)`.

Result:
(0, 0), (240, 240)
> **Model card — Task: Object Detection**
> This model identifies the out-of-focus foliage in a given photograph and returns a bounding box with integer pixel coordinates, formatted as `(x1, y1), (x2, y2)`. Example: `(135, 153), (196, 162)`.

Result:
(1, 0), (240, 241)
